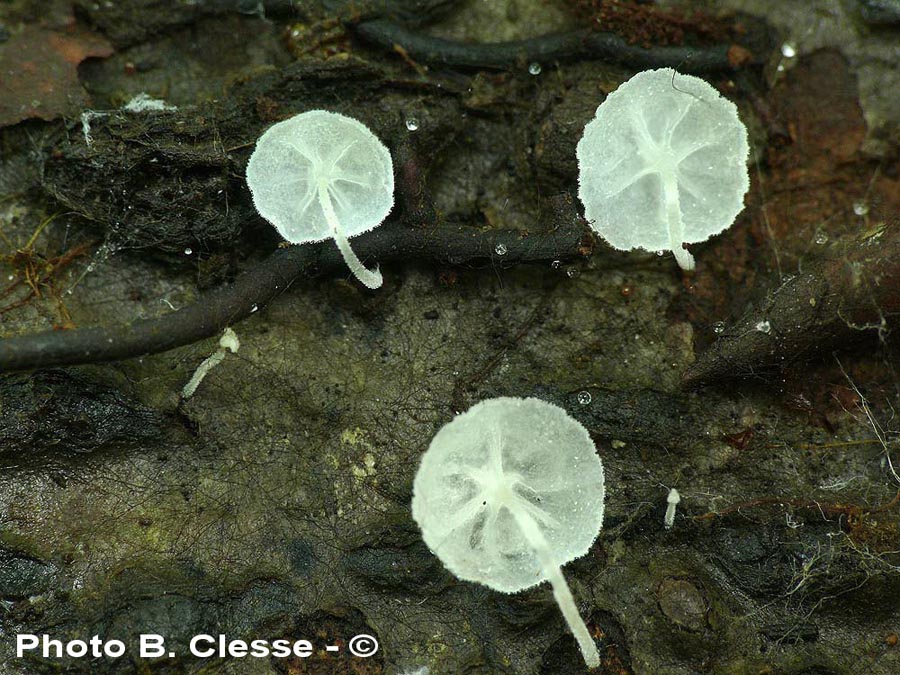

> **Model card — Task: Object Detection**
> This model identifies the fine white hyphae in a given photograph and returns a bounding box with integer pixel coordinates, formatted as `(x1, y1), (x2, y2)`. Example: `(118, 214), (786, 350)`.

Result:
(122, 93), (177, 113)
(412, 397), (605, 669)
(245, 110), (394, 289)
(576, 68), (750, 271)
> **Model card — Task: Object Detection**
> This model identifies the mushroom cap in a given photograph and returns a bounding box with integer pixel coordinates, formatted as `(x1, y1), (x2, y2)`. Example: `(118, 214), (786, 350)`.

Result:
(576, 68), (749, 252)
(412, 397), (605, 593)
(246, 110), (394, 244)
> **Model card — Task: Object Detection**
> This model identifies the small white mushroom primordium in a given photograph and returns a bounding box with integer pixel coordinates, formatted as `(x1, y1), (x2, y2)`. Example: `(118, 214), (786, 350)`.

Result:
(576, 68), (750, 271)
(245, 110), (394, 289)
(664, 487), (681, 530)
(181, 327), (240, 399)
(412, 397), (605, 669)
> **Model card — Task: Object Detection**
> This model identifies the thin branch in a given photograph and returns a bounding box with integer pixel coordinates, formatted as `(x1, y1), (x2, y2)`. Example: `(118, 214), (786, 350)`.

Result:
(0, 217), (590, 373)
(683, 226), (900, 388)
(354, 20), (746, 73)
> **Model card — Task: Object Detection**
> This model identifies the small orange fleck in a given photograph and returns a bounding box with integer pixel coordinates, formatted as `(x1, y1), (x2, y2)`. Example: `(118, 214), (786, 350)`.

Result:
(577, 234), (595, 257)
(438, 269), (459, 287)
(724, 427), (754, 450)
(727, 44), (752, 67)
(787, 121), (799, 143)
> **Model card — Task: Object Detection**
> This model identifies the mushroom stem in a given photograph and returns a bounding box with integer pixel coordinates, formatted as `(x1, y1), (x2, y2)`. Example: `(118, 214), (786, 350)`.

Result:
(317, 183), (383, 289)
(663, 172), (695, 272)
(510, 508), (600, 669)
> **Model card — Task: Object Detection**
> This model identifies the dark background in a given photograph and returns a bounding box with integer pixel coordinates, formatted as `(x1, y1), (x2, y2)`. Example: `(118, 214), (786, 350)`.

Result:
(1, 1), (899, 673)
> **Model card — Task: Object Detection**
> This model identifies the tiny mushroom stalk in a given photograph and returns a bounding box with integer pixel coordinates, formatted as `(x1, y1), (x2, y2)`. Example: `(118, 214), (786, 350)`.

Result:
(412, 397), (605, 669)
(246, 110), (394, 289)
(316, 176), (383, 288)
(508, 496), (601, 667)
(662, 174), (695, 272)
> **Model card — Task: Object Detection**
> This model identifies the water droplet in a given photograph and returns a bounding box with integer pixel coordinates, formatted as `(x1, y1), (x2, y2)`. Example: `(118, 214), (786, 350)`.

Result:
(184, 247), (193, 255)
(528, 62), (542, 76)
(755, 320), (771, 334)
(814, 233), (828, 245)
(781, 43), (796, 58)
(566, 266), (579, 278)
(494, 243), (508, 256)
(250, 304), (259, 313)
(713, 321), (726, 335)
(405, 118), (419, 132)
(577, 391), (592, 405)
(550, 260), (561, 269)
(6, 275), (13, 282)
(853, 201), (869, 216)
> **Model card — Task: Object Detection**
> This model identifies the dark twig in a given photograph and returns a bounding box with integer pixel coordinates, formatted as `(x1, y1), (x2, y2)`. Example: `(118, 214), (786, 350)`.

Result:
(354, 20), (744, 72)
(0, 214), (590, 373)
(683, 226), (900, 389)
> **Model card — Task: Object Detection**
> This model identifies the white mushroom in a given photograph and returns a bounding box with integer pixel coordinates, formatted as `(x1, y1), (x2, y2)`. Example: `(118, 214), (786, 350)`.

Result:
(412, 397), (605, 669)
(576, 68), (750, 271)
(246, 110), (394, 289)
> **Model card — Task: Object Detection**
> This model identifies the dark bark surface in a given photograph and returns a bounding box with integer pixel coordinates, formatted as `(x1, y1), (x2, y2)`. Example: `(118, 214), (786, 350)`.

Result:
(1, 1), (900, 674)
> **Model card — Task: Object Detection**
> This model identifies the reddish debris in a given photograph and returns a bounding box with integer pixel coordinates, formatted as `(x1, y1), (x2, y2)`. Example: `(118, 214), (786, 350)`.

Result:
(723, 427), (754, 451)
(573, 0), (738, 48)
(0, 24), (113, 127)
